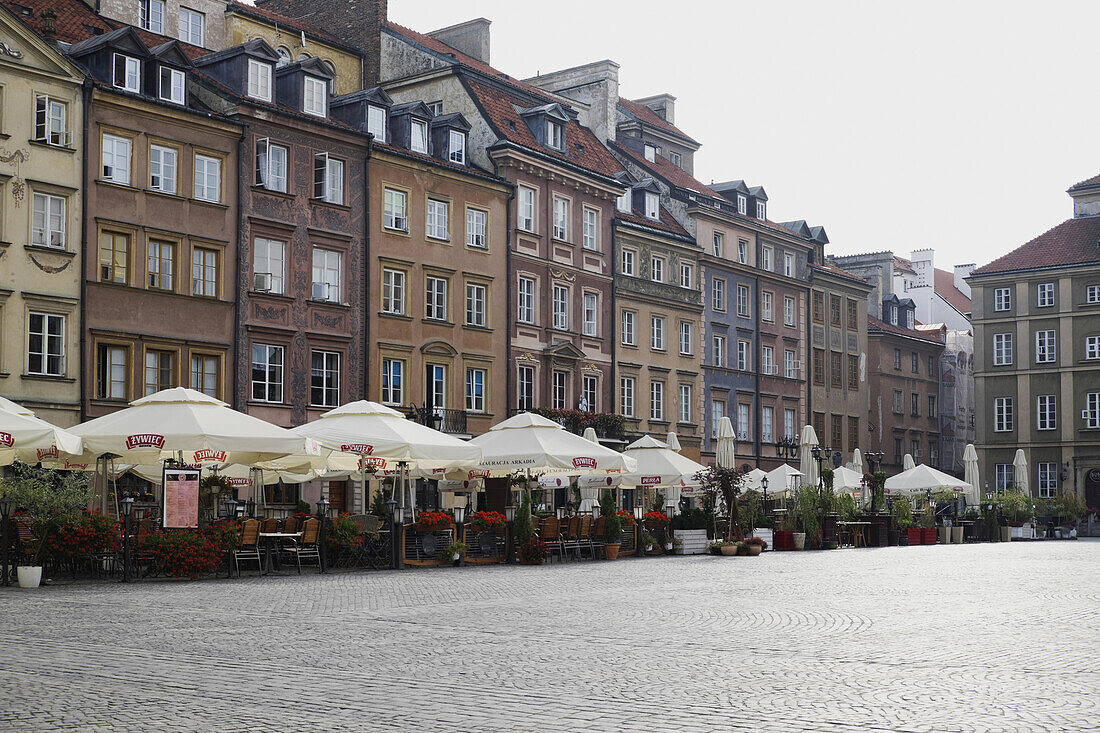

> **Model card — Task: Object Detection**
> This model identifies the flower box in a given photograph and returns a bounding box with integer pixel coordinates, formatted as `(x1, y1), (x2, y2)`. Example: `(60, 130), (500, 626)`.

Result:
(921, 527), (938, 545)
(906, 528), (923, 545)
(751, 528), (774, 551)
(674, 528), (709, 555)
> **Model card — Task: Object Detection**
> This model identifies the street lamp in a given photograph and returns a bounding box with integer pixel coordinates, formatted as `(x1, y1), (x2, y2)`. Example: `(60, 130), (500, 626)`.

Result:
(555, 506), (566, 521)
(761, 475), (770, 523)
(388, 499), (405, 570)
(453, 504), (466, 567)
(0, 494), (13, 587)
(665, 503), (675, 551)
(316, 495), (330, 574)
(504, 504), (517, 564)
(121, 496), (134, 583)
(774, 436), (799, 460)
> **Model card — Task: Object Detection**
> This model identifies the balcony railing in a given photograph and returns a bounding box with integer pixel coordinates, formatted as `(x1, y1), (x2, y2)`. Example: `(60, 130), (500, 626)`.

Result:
(403, 405), (468, 435)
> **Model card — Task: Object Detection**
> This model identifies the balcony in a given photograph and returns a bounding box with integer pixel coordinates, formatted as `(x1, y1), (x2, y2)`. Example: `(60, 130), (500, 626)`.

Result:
(403, 405), (468, 435)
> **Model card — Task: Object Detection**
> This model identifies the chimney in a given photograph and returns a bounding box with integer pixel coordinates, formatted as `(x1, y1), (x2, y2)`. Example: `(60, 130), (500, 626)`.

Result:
(633, 93), (676, 124)
(911, 248), (933, 288)
(954, 264), (975, 298)
(523, 60), (620, 143)
(41, 8), (57, 44)
(255, 0), (387, 86)
(427, 18), (490, 64)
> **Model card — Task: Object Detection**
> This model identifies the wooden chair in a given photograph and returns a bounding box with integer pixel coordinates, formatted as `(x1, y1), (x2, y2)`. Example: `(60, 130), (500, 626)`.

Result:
(284, 518), (321, 574)
(578, 516), (592, 560)
(282, 516), (299, 535)
(539, 516), (563, 562)
(561, 515), (581, 560)
(591, 516), (607, 558)
(231, 519), (262, 577)
(259, 517), (279, 534)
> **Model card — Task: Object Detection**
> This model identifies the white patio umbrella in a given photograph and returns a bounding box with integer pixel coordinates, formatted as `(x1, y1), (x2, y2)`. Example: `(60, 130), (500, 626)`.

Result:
(851, 448), (864, 476)
(0, 408), (83, 466)
(963, 444), (981, 505)
(742, 467), (768, 492)
(715, 416), (736, 469)
(666, 431), (682, 452)
(884, 464), (970, 495)
(831, 466), (866, 494)
(799, 425), (819, 489)
(620, 435), (707, 495)
(469, 412), (636, 477)
(1012, 449), (1029, 496)
(766, 463), (803, 496)
(903, 453), (916, 471)
(0, 395), (35, 416)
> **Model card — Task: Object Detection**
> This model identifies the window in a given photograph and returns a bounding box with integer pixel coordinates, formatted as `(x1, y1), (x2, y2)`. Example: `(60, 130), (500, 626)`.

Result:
(785, 349), (797, 379)
(147, 240), (174, 290)
(680, 262), (693, 289)
(651, 256), (664, 283)
(912, 352), (920, 374)
(144, 349), (173, 395)
(910, 392), (920, 417)
(756, 201), (766, 219)
(254, 139), (286, 192)
(425, 276), (448, 320)
(313, 154), (344, 204)
(97, 345), (127, 399)
(583, 207), (598, 250)
(847, 300), (858, 331)
(1035, 330), (1056, 363)
(713, 232), (724, 257)
(582, 375), (598, 412)
(426, 198), (449, 240)
(830, 351), (842, 387)
(381, 358), (403, 405)
(552, 370), (568, 410)
(112, 53), (140, 92)
(830, 296), (841, 327)
(466, 283), (486, 327)
(518, 365), (534, 410)
(761, 246), (772, 271)
(147, 144), (178, 194)
(31, 193), (65, 248)
(34, 95), (69, 146)
(466, 368), (486, 412)
(812, 350), (824, 384)
(448, 130), (466, 164)
(621, 248), (636, 276)
(713, 335), (726, 367)
(1087, 393), (1100, 429)
(650, 381), (664, 421)
(737, 403), (750, 440)
(762, 291), (773, 322)
(784, 296), (795, 327)
(552, 284), (569, 330)
(1037, 282), (1054, 308)
(669, 151), (681, 168)
(736, 284), (750, 317)
(679, 321), (692, 355)
(889, 305), (898, 326)
(848, 354), (858, 390)
(738, 340), (750, 371)
(759, 406), (773, 442)
(427, 364), (447, 410)
(367, 105), (387, 141)
(546, 119), (563, 149)
(784, 253), (794, 277)
(616, 188), (631, 213)
(907, 309), (916, 329)
(253, 238), (284, 294)
(102, 134), (132, 185)
(849, 417), (860, 451)
(763, 345), (775, 375)
(518, 186), (535, 231)
(993, 333), (1012, 365)
(1037, 462), (1057, 498)
(784, 408), (796, 439)
(1034, 394), (1057, 431)
(383, 188), (408, 231)
(1088, 285), (1100, 304)
(643, 143), (658, 162)
(251, 344), (283, 403)
(302, 76), (326, 116)
(679, 384), (692, 424)
(583, 293), (597, 336)
(893, 390), (903, 414)
(190, 354), (218, 397)
(737, 195), (747, 216)
(159, 67), (185, 104)
(194, 154), (220, 202)
(27, 313), (64, 376)
(929, 355), (936, 377)
(893, 348), (902, 370)
(928, 394), (938, 418)
(466, 208), (488, 249)
(310, 351), (340, 407)
(620, 377), (635, 417)
(410, 119), (428, 153)
(140, 0), (164, 32)
(644, 191), (659, 220)
(1086, 335), (1100, 360)
(737, 239), (748, 264)
(712, 399), (726, 437)
(99, 231), (129, 283)
(812, 291), (824, 323)
(995, 463), (1014, 491)
(311, 249), (341, 302)
(192, 247), (217, 297)
(517, 276), (535, 324)
(553, 196), (569, 241)
(650, 315), (665, 351)
(246, 59), (272, 101)
(994, 396), (1013, 432)
(994, 287), (1011, 312)
(712, 278), (725, 311)
(178, 7), (204, 45)
(621, 310), (636, 346)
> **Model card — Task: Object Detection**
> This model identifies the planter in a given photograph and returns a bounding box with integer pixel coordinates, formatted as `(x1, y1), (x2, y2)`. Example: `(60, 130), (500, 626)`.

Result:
(888, 528), (901, 546)
(773, 530), (794, 551)
(792, 532), (806, 550)
(1000, 526), (1012, 543)
(939, 526), (950, 544)
(922, 527), (938, 545)
(750, 528), (774, 551)
(664, 542), (673, 551)
(951, 526), (963, 544)
(898, 533), (909, 546)
(604, 543), (621, 561)
(906, 528), (922, 545)
(675, 529), (710, 555)
(519, 559), (544, 566)
(747, 544), (762, 556)
(719, 545), (739, 556)
(17, 566), (42, 588)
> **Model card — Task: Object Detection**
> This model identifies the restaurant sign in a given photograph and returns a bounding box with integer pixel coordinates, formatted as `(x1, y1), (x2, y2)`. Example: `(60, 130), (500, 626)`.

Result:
(36, 446), (58, 460)
(360, 456), (387, 469)
(126, 433), (165, 449)
(193, 449), (227, 463)
(0, 432), (13, 447)
(640, 476), (662, 485)
(572, 457), (596, 469)
(341, 443), (373, 454)
(162, 466), (200, 528)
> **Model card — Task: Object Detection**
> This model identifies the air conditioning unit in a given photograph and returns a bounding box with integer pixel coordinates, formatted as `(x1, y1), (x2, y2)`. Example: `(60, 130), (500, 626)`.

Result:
(312, 282), (329, 301)
(254, 272), (272, 292)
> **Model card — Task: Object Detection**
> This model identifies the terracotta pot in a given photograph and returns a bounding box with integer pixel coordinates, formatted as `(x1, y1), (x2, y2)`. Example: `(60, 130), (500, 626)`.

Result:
(719, 545), (738, 556)
(604, 543), (621, 561)
(747, 544), (762, 556)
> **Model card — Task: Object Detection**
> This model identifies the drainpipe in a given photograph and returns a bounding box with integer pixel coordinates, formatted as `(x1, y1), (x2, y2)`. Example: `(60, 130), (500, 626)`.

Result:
(79, 78), (92, 421)
(233, 122), (249, 411)
(363, 135), (373, 401)
(610, 218), (619, 429)
(753, 269), (761, 469)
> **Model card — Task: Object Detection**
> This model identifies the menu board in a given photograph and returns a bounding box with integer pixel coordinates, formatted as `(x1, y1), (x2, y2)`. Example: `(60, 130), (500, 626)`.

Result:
(163, 467), (201, 528)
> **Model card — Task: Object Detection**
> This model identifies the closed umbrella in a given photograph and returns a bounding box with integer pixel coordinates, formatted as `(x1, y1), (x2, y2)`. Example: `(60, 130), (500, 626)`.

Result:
(903, 453), (916, 471)
(666, 432), (682, 452)
(963, 444), (981, 505)
(851, 448), (864, 476)
(715, 417), (736, 469)
(1012, 449), (1029, 496)
(579, 427), (601, 510)
(582, 427), (599, 444)
(799, 425), (819, 489)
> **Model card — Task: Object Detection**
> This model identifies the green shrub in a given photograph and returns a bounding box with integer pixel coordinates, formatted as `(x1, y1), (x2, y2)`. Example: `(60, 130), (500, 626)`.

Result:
(600, 489), (622, 542)
(891, 498), (913, 530)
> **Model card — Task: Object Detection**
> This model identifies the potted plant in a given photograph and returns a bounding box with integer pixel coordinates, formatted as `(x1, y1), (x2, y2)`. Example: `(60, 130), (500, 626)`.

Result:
(438, 540), (469, 566)
(3, 467), (91, 588)
(774, 510), (797, 551)
(694, 464), (745, 547)
(643, 511), (670, 554)
(517, 537), (549, 565)
(638, 529), (657, 553)
(600, 490), (623, 560)
(743, 536), (767, 556)
(710, 539), (740, 556)
(793, 485), (820, 550)
(892, 498), (915, 545)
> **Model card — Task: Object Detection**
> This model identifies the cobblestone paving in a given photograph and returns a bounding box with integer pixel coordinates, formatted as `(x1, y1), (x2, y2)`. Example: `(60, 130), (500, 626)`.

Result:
(1, 540), (1097, 732)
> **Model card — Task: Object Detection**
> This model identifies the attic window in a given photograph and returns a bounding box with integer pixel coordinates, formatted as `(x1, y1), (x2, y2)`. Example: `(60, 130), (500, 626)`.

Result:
(644, 144), (658, 162)
(546, 120), (563, 150)
(670, 151), (682, 168)
(159, 67), (185, 105)
(303, 76), (327, 117)
(367, 105), (387, 141)
(506, 119), (517, 131)
(737, 194), (747, 216)
(411, 119), (428, 153)
(644, 191), (659, 220)
(616, 189), (631, 213)
(247, 59), (272, 102)
(112, 53), (141, 93)
(756, 201), (766, 219)
(448, 130), (466, 164)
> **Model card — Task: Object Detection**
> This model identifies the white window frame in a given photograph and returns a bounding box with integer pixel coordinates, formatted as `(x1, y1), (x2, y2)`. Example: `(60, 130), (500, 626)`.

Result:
(253, 237), (285, 294)
(1037, 462), (1058, 498)
(426, 198), (450, 240)
(465, 367), (486, 412)
(737, 239), (747, 264)
(712, 278), (726, 311)
(192, 247), (217, 297)
(680, 262), (693, 289)
(381, 358), (404, 405)
(761, 345), (774, 375)
(993, 333), (1012, 366)
(737, 403), (750, 440)
(178, 7), (205, 46)
(644, 191), (659, 220)
(466, 282), (487, 327)
(313, 153), (344, 205)
(679, 321), (692, 355)
(784, 253), (794, 278)
(736, 284), (750, 317)
(761, 246), (772, 272)
(650, 315), (665, 351)
(35, 95), (69, 146)
(582, 207), (599, 250)
(583, 293), (598, 337)
(784, 349), (796, 379)
(995, 463), (1014, 492)
(711, 399), (726, 438)
(518, 365), (535, 411)
(448, 130), (466, 164)
(113, 53), (140, 92)
(1037, 394), (1057, 431)
(193, 154), (220, 202)
(994, 287), (1011, 312)
(466, 207), (487, 249)
(621, 310), (636, 346)
(737, 195), (747, 216)
(552, 284), (569, 331)
(1086, 335), (1100, 360)
(1086, 392), (1100, 429)
(546, 119), (563, 149)
(1035, 330), (1056, 363)
(620, 377), (635, 417)
(650, 381), (665, 422)
(761, 406), (774, 443)
(311, 248), (341, 303)
(159, 67), (185, 104)
(147, 239), (174, 290)
(251, 344), (284, 403)
(1037, 282), (1054, 308)
(712, 232), (724, 257)
(552, 370), (568, 410)
(518, 185), (535, 232)
(650, 255), (664, 283)
(141, 0), (165, 32)
(1087, 284), (1100, 304)
(27, 312), (65, 376)
(310, 350), (340, 408)
(616, 188), (631, 213)
(425, 275), (448, 321)
(762, 291), (773, 322)
(784, 408), (796, 439)
(679, 384), (692, 424)
(101, 134), (132, 185)
(784, 296), (795, 326)
(382, 268), (406, 315)
(712, 335), (726, 368)
(247, 59), (272, 102)
(552, 196), (569, 241)
(737, 340), (749, 371)
(756, 201), (766, 219)
(410, 119), (428, 153)
(303, 76), (327, 117)
(383, 188), (408, 231)
(31, 192), (66, 248)
(621, 248), (636, 276)
(367, 105), (387, 141)
(517, 276), (535, 324)
(994, 396), (1013, 433)
(255, 138), (287, 193)
(149, 144), (178, 194)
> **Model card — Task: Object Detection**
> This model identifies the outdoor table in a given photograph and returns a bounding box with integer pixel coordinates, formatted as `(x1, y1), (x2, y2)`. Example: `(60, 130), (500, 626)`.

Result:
(837, 521), (871, 548)
(258, 532), (301, 574)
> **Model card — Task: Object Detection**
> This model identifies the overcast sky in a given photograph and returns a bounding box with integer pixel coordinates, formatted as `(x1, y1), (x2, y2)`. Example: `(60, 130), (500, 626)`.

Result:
(389, 0), (1099, 270)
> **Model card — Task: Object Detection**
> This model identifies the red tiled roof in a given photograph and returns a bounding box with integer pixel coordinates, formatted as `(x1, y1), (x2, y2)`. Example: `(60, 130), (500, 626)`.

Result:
(893, 255), (915, 273)
(610, 140), (720, 197)
(868, 315), (944, 344)
(933, 268), (971, 315)
(373, 141), (503, 184)
(2, 0), (114, 44)
(464, 79), (623, 179)
(614, 204), (692, 240)
(972, 216), (1100, 276)
(228, 2), (359, 53)
(617, 97), (698, 145)
(1070, 172), (1100, 190)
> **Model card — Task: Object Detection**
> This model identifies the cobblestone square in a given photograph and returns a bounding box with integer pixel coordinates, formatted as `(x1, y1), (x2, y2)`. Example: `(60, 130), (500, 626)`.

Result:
(0, 540), (1096, 732)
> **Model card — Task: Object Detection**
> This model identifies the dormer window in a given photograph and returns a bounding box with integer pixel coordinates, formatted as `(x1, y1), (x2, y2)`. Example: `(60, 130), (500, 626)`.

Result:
(616, 188), (631, 213)
(113, 53), (140, 92)
(737, 195), (747, 216)
(159, 67), (185, 104)
(303, 76), (327, 117)
(449, 130), (466, 164)
(140, 0), (165, 33)
(756, 201), (766, 219)
(644, 144), (658, 162)
(247, 59), (272, 102)
(669, 151), (682, 168)
(644, 191), (659, 220)
(367, 105), (387, 141)
(411, 119), (428, 153)
(546, 120), (563, 150)
(906, 309), (915, 329)
(890, 305), (898, 326)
